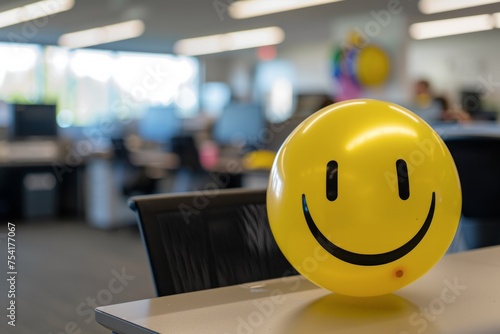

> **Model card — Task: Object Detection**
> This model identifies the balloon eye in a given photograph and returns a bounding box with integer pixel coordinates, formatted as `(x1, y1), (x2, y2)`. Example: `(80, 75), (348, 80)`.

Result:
(396, 159), (410, 200)
(326, 160), (338, 201)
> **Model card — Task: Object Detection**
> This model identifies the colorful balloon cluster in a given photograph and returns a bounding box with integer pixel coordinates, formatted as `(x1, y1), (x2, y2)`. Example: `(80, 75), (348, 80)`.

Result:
(332, 31), (391, 101)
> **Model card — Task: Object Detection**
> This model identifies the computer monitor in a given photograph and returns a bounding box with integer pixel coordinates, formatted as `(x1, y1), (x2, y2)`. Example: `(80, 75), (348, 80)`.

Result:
(461, 91), (482, 114)
(10, 104), (58, 139)
(212, 103), (265, 148)
(137, 106), (181, 145)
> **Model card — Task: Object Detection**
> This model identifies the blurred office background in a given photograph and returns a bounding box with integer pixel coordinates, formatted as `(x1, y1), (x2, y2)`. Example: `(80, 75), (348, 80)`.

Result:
(1, 0), (500, 333)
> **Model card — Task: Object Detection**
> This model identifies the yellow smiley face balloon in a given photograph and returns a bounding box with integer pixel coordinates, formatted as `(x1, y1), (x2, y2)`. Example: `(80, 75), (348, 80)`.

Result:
(267, 99), (461, 297)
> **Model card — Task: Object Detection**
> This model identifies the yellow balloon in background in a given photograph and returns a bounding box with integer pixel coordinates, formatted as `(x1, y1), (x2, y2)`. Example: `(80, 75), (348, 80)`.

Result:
(267, 99), (461, 297)
(355, 45), (390, 87)
(242, 150), (276, 170)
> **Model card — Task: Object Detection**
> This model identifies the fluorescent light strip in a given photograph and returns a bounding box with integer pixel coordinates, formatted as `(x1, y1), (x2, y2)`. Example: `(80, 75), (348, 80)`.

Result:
(419, 0), (500, 14)
(0, 0), (74, 29)
(58, 20), (145, 48)
(409, 14), (494, 40)
(493, 12), (500, 27)
(229, 0), (344, 19)
(174, 27), (285, 56)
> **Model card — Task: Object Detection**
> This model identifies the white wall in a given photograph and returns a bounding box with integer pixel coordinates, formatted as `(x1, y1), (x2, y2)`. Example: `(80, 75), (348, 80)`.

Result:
(202, 18), (500, 115)
(279, 41), (333, 94)
(202, 54), (255, 101)
(407, 29), (500, 111)
(278, 13), (410, 103)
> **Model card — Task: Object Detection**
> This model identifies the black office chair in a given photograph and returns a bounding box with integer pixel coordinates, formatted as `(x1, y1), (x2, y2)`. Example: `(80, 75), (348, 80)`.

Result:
(169, 134), (242, 191)
(444, 136), (500, 249)
(129, 188), (297, 297)
(110, 137), (157, 196)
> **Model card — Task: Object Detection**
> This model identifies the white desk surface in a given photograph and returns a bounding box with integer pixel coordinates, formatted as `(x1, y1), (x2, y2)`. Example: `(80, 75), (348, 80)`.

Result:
(433, 122), (500, 139)
(96, 246), (500, 334)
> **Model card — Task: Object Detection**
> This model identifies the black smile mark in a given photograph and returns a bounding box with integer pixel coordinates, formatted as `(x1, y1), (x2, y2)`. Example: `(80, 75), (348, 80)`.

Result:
(302, 192), (436, 266)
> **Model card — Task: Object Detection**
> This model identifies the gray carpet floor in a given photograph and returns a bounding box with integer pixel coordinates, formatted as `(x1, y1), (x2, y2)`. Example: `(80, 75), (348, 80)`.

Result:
(0, 219), (156, 334)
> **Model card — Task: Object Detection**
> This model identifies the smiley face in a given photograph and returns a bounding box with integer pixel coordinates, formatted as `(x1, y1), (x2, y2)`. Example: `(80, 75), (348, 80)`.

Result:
(267, 99), (461, 297)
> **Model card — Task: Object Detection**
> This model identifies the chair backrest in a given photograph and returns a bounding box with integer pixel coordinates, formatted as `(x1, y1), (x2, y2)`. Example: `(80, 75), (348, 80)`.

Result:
(444, 136), (500, 218)
(129, 188), (296, 297)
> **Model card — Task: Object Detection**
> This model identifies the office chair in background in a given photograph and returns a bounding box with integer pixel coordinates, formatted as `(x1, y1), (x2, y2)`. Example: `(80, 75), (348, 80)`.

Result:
(169, 134), (243, 192)
(129, 188), (297, 297)
(444, 136), (500, 249)
(110, 137), (158, 196)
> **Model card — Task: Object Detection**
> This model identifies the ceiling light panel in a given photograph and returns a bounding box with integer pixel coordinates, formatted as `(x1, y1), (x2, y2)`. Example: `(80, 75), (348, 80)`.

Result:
(229, 0), (344, 19)
(409, 14), (494, 39)
(174, 27), (285, 56)
(58, 20), (145, 49)
(0, 0), (74, 29)
(419, 0), (500, 14)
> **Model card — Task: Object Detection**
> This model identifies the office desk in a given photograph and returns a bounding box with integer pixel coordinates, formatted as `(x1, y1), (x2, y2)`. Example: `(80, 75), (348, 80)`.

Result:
(96, 246), (500, 334)
(433, 121), (500, 139)
(0, 139), (85, 218)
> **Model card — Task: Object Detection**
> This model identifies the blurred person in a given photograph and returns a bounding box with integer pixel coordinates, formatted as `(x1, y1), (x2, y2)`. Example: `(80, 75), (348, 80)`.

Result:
(413, 79), (434, 109)
(435, 95), (471, 123)
(411, 79), (469, 123)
